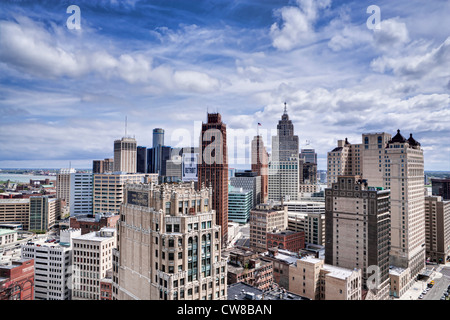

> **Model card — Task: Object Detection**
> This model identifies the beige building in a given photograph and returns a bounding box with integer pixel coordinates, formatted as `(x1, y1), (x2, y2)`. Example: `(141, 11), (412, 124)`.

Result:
(93, 172), (158, 215)
(29, 196), (61, 232)
(56, 168), (76, 204)
(289, 256), (362, 300)
(114, 137), (137, 173)
(327, 130), (426, 297)
(325, 175), (391, 300)
(113, 182), (228, 300)
(72, 227), (117, 300)
(249, 203), (288, 253)
(424, 196), (450, 263)
(0, 199), (30, 230)
(285, 200), (325, 245)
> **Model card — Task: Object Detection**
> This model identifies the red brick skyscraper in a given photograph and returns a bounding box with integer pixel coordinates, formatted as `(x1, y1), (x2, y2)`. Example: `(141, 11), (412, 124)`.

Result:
(198, 113), (229, 247)
(252, 135), (269, 204)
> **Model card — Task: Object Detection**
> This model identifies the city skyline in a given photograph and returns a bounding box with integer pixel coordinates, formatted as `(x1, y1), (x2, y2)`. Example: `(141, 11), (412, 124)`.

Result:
(1, 0), (449, 171)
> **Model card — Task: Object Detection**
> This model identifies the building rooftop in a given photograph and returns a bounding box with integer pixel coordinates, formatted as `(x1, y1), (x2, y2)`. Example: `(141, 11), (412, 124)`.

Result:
(227, 282), (308, 301)
(323, 264), (359, 280)
(73, 227), (116, 242)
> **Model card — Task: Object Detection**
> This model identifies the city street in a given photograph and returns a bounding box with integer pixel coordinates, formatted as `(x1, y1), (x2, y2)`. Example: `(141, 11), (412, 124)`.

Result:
(423, 266), (450, 300)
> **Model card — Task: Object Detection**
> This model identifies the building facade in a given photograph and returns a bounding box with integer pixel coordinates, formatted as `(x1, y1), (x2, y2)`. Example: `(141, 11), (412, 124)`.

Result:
(56, 168), (76, 204)
(230, 170), (261, 208)
(69, 172), (93, 217)
(114, 137), (137, 173)
(424, 196), (450, 263)
(198, 113), (229, 246)
(251, 135), (269, 204)
(228, 187), (253, 224)
(113, 182), (228, 300)
(0, 259), (34, 300)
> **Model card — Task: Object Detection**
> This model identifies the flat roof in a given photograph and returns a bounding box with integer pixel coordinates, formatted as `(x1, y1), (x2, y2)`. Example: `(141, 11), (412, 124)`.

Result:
(323, 264), (358, 280)
(227, 282), (307, 300)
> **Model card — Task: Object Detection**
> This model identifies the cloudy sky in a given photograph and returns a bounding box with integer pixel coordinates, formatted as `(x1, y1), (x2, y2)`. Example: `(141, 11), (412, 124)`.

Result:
(0, 0), (449, 171)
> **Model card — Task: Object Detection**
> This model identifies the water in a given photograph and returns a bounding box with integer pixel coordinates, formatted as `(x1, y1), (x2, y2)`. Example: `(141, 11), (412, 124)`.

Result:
(0, 174), (56, 183)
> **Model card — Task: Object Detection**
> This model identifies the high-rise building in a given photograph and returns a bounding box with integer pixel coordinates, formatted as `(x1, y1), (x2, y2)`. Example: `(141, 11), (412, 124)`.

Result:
(113, 182), (228, 300)
(151, 128), (164, 174)
(300, 149), (317, 164)
(431, 178), (450, 200)
(136, 146), (148, 173)
(424, 196), (450, 264)
(230, 170), (261, 207)
(198, 113), (229, 246)
(113, 137), (137, 173)
(56, 168), (76, 204)
(72, 227), (116, 300)
(324, 175), (391, 300)
(69, 172), (93, 217)
(93, 158), (113, 174)
(21, 229), (80, 300)
(228, 187), (252, 224)
(251, 135), (269, 204)
(92, 173), (157, 215)
(249, 203), (288, 253)
(268, 104), (300, 202)
(327, 130), (426, 296)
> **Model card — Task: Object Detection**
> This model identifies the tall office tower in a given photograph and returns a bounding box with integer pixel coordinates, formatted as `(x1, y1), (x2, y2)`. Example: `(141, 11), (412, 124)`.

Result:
(249, 203), (288, 253)
(327, 138), (361, 188)
(326, 130), (426, 295)
(431, 178), (450, 200)
(230, 170), (261, 208)
(93, 158), (114, 174)
(385, 130), (425, 286)
(136, 146), (148, 173)
(56, 168), (76, 203)
(152, 128), (165, 174)
(21, 228), (80, 300)
(251, 135), (269, 204)
(113, 137), (137, 173)
(198, 113), (229, 247)
(92, 173), (158, 215)
(113, 182), (228, 300)
(69, 172), (93, 217)
(29, 196), (61, 232)
(300, 148), (317, 164)
(424, 196), (450, 263)
(72, 227), (116, 300)
(268, 104), (300, 202)
(324, 175), (391, 300)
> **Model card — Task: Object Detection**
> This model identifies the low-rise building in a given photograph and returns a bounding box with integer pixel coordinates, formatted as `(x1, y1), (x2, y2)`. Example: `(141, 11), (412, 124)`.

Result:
(0, 258), (34, 300)
(69, 213), (120, 235)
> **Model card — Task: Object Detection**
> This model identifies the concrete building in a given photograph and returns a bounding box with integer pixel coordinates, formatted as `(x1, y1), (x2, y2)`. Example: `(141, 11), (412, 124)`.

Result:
(249, 203), (288, 253)
(289, 255), (362, 300)
(325, 175), (391, 300)
(72, 227), (116, 300)
(198, 113), (229, 247)
(113, 182), (228, 300)
(69, 172), (93, 217)
(114, 137), (137, 174)
(227, 281), (306, 300)
(424, 196), (450, 263)
(285, 200), (325, 246)
(228, 187), (253, 224)
(251, 135), (269, 204)
(92, 172), (158, 215)
(56, 168), (76, 204)
(0, 199), (30, 230)
(93, 158), (114, 174)
(230, 170), (261, 208)
(327, 130), (426, 296)
(21, 228), (80, 300)
(0, 259), (34, 300)
(269, 104), (300, 202)
(260, 247), (298, 290)
(0, 229), (17, 247)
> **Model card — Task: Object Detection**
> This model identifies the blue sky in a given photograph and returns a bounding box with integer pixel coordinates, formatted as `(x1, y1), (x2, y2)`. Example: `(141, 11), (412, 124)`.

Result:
(0, 0), (449, 171)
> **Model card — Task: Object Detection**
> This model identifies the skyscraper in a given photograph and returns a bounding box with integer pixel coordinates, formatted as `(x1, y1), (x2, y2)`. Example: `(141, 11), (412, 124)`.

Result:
(56, 168), (76, 204)
(325, 175), (391, 300)
(198, 113), (229, 246)
(268, 103), (300, 201)
(113, 137), (137, 173)
(251, 135), (269, 204)
(136, 146), (148, 173)
(152, 128), (164, 174)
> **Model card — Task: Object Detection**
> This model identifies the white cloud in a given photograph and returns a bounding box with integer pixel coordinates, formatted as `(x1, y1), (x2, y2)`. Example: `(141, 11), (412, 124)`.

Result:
(270, 0), (331, 51)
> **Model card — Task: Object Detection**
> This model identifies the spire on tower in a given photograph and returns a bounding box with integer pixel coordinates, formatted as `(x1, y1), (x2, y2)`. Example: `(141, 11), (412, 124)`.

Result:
(284, 102), (287, 114)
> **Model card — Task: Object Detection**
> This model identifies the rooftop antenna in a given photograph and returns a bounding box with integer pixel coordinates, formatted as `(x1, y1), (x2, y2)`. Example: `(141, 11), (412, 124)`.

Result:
(125, 116), (127, 137)
(284, 102), (287, 114)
